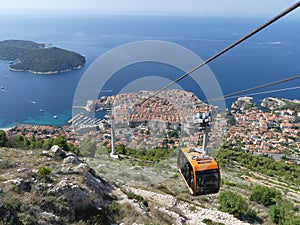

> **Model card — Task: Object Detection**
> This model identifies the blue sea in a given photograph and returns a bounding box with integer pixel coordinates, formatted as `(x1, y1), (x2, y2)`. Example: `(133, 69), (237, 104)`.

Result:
(0, 14), (299, 128)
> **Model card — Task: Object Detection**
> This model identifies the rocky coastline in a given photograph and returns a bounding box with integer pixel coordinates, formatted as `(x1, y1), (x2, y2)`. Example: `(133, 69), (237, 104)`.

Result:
(8, 64), (84, 75)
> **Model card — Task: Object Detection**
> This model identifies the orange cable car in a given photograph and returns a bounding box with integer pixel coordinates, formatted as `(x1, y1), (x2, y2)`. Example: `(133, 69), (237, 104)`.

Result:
(177, 146), (220, 196)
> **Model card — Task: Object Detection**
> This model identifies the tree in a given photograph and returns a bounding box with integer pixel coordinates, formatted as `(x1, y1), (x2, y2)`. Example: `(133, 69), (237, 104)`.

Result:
(250, 185), (281, 207)
(8, 135), (25, 148)
(117, 144), (126, 155)
(0, 130), (7, 147)
(53, 136), (69, 151)
(218, 191), (250, 219)
(67, 143), (80, 156)
(42, 139), (53, 150)
(168, 129), (179, 138)
(79, 138), (97, 157)
(269, 202), (300, 225)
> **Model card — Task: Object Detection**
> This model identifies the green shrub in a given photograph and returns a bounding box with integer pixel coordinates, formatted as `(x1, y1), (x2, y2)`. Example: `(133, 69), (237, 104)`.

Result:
(0, 130), (7, 147)
(37, 165), (52, 178)
(108, 201), (119, 214)
(157, 184), (173, 195)
(202, 218), (225, 225)
(142, 199), (149, 208)
(250, 185), (281, 207)
(217, 146), (300, 186)
(269, 201), (300, 225)
(126, 191), (144, 202)
(79, 138), (97, 157)
(75, 205), (110, 223)
(224, 181), (236, 187)
(218, 191), (249, 219)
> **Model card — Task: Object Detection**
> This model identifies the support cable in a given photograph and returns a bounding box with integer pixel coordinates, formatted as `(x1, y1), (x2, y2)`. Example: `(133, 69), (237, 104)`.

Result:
(221, 86), (300, 101)
(207, 74), (300, 102)
(135, 1), (300, 106)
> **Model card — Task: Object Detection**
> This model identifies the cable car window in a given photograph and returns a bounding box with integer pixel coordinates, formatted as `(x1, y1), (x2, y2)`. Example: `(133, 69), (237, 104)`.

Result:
(178, 150), (195, 190)
(196, 169), (219, 195)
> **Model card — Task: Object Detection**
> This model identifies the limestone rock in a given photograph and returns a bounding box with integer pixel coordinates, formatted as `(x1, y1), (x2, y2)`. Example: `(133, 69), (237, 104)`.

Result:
(75, 163), (90, 173)
(38, 211), (61, 225)
(50, 145), (66, 159)
(63, 155), (80, 164)
(4, 178), (31, 192)
(48, 180), (91, 210)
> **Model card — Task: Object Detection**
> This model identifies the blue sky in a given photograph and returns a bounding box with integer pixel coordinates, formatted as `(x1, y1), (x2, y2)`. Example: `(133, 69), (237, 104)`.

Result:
(0, 0), (299, 17)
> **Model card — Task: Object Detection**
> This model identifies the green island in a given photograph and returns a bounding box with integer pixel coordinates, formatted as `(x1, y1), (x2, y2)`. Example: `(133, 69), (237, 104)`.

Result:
(0, 40), (86, 74)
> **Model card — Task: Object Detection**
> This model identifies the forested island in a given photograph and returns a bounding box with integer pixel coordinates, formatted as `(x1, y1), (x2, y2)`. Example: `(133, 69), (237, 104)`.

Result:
(0, 40), (86, 74)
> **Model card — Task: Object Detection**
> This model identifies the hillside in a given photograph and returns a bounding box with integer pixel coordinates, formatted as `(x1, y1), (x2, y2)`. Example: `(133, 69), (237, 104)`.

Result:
(1, 144), (299, 224)
(0, 146), (252, 225)
(0, 40), (85, 74)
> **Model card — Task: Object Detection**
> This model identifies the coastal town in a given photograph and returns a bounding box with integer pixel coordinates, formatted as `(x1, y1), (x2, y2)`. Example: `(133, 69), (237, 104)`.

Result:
(3, 90), (300, 164)
(227, 96), (300, 163)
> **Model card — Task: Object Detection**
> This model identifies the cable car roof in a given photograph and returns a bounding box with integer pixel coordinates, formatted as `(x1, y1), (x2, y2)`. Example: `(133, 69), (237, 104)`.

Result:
(181, 147), (219, 171)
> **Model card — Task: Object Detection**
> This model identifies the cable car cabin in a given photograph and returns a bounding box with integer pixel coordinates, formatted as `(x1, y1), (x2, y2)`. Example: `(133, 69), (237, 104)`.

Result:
(177, 147), (220, 196)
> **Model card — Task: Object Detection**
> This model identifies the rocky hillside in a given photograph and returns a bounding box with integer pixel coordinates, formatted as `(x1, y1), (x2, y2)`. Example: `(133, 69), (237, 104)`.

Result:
(0, 146), (114, 224)
(0, 146), (252, 225)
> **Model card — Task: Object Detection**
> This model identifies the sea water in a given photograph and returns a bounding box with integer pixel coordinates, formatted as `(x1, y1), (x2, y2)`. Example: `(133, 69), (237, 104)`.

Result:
(0, 14), (299, 127)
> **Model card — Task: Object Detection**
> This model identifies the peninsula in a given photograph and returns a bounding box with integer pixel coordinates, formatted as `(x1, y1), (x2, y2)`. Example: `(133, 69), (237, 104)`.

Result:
(0, 40), (86, 74)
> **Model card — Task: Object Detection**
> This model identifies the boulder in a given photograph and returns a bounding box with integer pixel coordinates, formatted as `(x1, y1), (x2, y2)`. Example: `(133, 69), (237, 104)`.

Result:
(50, 145), (66, 159)
(4, 178), (31, 192)
(63, 155), (80, 164)
(48, 180), (91, 210)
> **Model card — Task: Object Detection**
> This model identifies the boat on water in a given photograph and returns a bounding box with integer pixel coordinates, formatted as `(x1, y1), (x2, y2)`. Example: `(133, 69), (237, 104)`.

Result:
(40, 109), (44, 112)
(53, 115), (58, 119)
(0, 86), (4, 90)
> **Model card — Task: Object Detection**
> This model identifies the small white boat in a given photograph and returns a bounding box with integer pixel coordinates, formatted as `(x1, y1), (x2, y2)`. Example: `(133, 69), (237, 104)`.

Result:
(53, 115), (58, 119)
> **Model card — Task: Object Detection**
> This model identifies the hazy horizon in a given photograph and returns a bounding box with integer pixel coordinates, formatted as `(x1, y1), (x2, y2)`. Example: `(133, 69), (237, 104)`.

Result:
(0, 0), (299, 17)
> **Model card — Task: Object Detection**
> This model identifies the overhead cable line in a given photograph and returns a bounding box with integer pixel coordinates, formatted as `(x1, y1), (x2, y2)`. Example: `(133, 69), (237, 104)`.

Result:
(136, 1), (300, 106)
(206, 74), (300, 102)
(219, 86), (300, 101)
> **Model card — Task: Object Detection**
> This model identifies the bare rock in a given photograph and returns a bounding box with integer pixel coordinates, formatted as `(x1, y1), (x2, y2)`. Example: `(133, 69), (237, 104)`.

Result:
(63, 155), (80, 164)
(50, 145), (66, 159)
(75, 163), (90, 173)
(4, 178), (31, 192)
(17, 168), (29, 173)
(38, 211), (61, 225)
(48, 180), (91, 210)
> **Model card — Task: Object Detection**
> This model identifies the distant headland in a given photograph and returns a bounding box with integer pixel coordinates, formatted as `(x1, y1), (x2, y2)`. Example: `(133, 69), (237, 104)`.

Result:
(0, 40), (86, 74)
